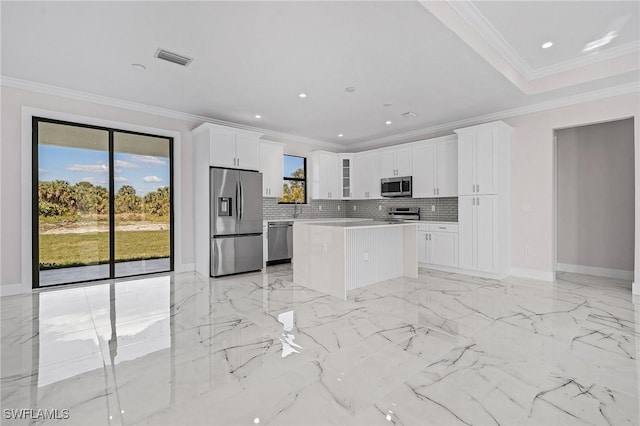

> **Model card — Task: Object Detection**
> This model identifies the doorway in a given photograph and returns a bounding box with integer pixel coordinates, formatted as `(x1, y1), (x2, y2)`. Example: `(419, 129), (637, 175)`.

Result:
(32, 117), (174, 287)
(555, 118), (635, 281)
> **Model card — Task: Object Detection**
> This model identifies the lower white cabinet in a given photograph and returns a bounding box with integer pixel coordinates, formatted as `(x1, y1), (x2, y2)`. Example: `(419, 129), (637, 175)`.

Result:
(459, 195), (496, 272)
(417, 224), (458, 268)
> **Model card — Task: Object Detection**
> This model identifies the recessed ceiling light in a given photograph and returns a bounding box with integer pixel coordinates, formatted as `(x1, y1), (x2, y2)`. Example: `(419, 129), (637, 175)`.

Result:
(345, 87), (356, 93)
(298, 93), (307, 98)
(338, 134), (343, 137)
(385, 121), (392, 125)
(255, 114), (261, 119)
(131, 63), (146, 71)
(541, 41), (553, 49)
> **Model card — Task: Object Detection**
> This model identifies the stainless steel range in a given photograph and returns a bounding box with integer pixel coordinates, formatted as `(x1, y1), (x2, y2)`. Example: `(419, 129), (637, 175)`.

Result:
(387, 207), (420, 222)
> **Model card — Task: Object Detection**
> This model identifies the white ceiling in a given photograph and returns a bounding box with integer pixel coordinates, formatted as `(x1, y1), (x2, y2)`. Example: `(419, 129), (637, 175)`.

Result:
(2, 1), (639, 147)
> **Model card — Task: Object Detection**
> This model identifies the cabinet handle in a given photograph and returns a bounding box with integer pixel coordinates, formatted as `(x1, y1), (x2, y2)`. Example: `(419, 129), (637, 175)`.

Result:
(437, 188), (440, 195)
(433, 188), (436, 195)
(477, 184), (479, 193)
(472, 198), (476, 206)
(477, 197), (480, 206)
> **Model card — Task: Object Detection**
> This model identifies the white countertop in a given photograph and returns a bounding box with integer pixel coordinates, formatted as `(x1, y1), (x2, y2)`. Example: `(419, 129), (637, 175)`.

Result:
(265, 218), (370, 223)
(405, 220), (458, 225)
(295, 220), (417, 229)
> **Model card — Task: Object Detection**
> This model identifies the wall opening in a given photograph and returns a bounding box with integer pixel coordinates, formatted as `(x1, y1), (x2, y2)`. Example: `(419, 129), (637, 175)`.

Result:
(555, 118), (635, 281)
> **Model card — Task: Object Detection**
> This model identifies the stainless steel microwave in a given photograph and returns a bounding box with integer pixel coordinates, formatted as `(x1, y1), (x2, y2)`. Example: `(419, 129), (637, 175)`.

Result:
(381, 176), (412, 197)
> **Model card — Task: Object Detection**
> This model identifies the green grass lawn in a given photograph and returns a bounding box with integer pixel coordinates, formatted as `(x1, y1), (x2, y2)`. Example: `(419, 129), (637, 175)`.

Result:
(39, 230), (170, 269)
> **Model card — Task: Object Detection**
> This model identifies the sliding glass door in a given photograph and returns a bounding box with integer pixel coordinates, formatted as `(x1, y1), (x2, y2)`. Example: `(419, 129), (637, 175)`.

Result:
(33, 118), (173, 287)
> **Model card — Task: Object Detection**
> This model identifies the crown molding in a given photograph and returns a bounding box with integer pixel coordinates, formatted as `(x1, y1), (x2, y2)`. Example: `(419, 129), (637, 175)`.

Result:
(349, 81), (640, 150)
(447, 1), (534, 80)
(0, 76), (344, 151)
(447, 1), (640, 82)
(531, 40), (640, 79)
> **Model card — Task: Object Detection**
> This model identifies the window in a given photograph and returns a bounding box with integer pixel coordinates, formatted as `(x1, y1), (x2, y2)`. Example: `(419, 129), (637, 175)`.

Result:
(279, 154), (306, 203)
(33, 117), (173, 288)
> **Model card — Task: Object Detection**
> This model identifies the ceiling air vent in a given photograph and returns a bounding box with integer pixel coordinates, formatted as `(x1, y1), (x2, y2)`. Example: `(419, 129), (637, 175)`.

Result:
(154, 48), (193, 67)
(402, 111), (418, 118)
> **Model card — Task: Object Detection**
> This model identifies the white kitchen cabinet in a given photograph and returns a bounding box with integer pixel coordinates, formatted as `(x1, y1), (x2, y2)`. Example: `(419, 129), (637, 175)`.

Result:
(193, 123), (261, 171)
(412, 136), (457, 198)
(431, 231), (459, 267)
(455, 121), (511, 196)
(417, 223), (459, 268)
(310, 151), (340, 199)
(436, 138), (458, 197)
(340, 154), (353, 199)
(353, 151), (381, 199)
(380, 146), (412, 177)
(455, 121), (511, 275)
(412, 142), (436, 197)
(458, 195), (496, 272)
(259, 141), (285, 197)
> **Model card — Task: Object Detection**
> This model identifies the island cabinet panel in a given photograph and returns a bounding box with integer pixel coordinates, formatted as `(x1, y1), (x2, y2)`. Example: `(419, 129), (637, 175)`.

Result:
(345, 227), (404, 290)
(293, 222), (417, 299)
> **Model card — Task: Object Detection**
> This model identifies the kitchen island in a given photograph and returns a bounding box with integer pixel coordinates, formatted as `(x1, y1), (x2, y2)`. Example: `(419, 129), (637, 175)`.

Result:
(293, 220), (417, 299)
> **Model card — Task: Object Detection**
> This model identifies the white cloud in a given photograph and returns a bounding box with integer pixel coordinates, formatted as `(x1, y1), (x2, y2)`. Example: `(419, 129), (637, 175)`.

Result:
(66, 163), (109, 173)
(114, 177), (128, 183)
(114, 160), (138, 169)
(142, 175), (162, 183)
(128, 155), (167, 166)
(38, 168), (48, 174)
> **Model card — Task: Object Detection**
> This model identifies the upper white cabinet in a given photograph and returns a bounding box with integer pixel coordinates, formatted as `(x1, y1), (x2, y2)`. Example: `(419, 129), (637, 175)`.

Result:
(455, 121), (512, 275)
(193, 123), (262, 171)
(259, 141), (285, 197)
(353, 151), (381, 199)
(380, 146), (412, 177)
(412, 136), (457, 198)
(310, 151), (340, 199)
(340, 154), (353, 199)
(455, 121), (511, 196)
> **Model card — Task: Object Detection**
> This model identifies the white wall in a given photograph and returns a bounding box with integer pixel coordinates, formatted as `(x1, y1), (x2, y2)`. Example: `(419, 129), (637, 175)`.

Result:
(502, 93), (639, 281)
(557, 119), (634, 272)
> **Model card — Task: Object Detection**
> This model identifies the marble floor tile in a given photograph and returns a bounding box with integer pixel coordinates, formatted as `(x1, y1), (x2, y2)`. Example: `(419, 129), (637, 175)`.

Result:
(1, 267), (638, 425)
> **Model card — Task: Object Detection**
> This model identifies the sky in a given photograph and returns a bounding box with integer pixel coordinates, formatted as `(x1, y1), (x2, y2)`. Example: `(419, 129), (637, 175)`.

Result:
(283, 154), (304, 178)
(39, 145), (169, 196)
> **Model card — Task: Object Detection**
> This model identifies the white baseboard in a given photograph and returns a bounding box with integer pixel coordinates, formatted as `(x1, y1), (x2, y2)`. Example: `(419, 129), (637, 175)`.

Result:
(419, 264), (508, 280)
(509, 267), (555, 282)
(0, 283), (29, 297)
(633, 281), (639, 295)
(557, 263), (634, 281)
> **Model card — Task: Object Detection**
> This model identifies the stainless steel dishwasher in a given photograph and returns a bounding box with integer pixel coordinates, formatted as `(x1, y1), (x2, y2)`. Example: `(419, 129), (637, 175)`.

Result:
(267, 221), (293, 265)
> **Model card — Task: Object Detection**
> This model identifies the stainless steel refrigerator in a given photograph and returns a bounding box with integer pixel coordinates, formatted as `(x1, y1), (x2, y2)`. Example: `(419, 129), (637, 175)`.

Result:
(210, 167), (263, 277)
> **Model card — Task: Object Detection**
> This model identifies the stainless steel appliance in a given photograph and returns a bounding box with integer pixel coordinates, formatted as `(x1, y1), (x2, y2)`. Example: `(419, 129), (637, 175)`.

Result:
(381, 176), (412, 197)
(267, 221), (293, 265)
(387, 207), (420, 222)
(210, 167), (263, 277)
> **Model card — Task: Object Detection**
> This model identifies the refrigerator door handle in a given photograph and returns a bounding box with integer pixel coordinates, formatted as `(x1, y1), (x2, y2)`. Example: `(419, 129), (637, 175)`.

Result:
(239, 180), (243, 221)
(235, 181), (240, 223)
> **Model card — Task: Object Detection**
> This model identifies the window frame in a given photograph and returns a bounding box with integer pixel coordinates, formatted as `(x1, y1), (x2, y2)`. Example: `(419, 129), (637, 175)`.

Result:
(278, 154), (307, 204)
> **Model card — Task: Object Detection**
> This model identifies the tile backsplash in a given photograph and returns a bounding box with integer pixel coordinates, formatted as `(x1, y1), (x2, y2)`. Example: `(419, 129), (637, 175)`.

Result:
(262, 198), (346, 220)
(263, 197), (457, 222)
